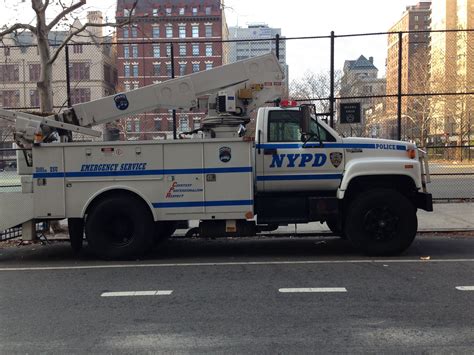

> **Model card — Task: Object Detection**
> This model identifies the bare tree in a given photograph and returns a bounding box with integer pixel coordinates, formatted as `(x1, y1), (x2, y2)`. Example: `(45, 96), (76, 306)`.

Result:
(0, 0), (137, 115)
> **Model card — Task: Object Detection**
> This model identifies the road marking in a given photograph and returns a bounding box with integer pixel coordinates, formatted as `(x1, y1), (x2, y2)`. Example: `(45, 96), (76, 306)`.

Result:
(101, 290), (173, 297)
(1, 259), (474, 272)
(279, 287), (347, 293)
(456, 286), (474, 291)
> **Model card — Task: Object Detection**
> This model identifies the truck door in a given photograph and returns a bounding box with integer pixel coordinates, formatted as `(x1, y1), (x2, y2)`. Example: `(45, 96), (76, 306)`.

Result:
(258, 109), (344, 192)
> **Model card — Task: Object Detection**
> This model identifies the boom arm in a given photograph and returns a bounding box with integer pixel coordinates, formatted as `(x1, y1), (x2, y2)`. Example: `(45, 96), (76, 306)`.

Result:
(60, 53), (284, 128)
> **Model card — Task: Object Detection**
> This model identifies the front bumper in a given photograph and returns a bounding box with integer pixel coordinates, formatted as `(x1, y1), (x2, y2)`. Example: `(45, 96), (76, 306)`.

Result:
(416, 192), (433, 212)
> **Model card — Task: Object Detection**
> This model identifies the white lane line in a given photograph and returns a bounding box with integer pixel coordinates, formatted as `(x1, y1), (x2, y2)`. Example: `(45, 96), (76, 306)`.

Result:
(2, 259), (474, 272)
(456, 286), (474, 291)
(279, 287), (347, 293)
(101, 290), (173, 297)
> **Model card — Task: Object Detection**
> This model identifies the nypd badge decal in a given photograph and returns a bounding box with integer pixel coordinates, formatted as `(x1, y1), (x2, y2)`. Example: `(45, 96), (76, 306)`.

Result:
(330, 152), (343, 168)
(219, 147), (232, 163)
(114, 94), (129, 111)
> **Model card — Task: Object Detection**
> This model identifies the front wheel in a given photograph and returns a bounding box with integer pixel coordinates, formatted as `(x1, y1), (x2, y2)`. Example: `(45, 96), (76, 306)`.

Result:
(344, 189), (417, 256)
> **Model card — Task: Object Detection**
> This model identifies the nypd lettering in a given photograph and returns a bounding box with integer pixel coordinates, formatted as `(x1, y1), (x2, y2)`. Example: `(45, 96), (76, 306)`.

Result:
(80, 163), (147, 172)
(270, 154), (327, 168)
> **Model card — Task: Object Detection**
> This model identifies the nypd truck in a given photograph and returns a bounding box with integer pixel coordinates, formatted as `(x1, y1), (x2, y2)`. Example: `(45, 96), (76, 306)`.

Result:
(0, 53), (432, 259)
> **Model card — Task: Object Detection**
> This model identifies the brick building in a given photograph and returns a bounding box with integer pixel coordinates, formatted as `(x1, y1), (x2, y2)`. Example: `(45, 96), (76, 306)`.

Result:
(115, 0), (229, 140)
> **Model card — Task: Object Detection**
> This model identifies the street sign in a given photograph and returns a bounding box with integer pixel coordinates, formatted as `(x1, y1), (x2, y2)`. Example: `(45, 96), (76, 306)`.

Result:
(340, 103), (361, 124)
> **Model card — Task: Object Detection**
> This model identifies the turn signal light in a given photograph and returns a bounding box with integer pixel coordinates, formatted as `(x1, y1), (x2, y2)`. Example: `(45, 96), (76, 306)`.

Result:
(407, 149), (416, 159)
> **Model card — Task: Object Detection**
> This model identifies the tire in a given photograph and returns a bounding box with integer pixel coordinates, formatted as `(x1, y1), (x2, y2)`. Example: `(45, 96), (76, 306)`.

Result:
(68, 218), (84, 253)
(344, 188), (417, 256)
(154, 221), (177, 244)
(85, 195), (154, 259)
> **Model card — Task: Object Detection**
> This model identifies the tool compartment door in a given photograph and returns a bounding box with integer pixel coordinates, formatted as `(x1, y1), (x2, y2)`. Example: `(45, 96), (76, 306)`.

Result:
(203, 141), (253, 215)
(161, 143), (205, 214)
(33, 146), (66, 218)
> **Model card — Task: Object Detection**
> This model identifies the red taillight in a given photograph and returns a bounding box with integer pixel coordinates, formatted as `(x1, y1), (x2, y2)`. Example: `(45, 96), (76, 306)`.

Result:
(280, 100), (298, 108)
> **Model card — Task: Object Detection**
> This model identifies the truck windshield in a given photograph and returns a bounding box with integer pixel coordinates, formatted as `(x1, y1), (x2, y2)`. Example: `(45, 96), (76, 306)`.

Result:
(268, 110), (336, 142)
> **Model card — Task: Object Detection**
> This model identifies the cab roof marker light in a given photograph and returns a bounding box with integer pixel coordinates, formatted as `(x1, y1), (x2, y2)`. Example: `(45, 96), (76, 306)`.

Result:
(280, 100), (298, 108)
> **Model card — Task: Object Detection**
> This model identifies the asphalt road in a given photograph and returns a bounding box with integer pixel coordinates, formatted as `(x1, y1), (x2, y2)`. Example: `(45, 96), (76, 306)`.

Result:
(1, 235), (474, 353)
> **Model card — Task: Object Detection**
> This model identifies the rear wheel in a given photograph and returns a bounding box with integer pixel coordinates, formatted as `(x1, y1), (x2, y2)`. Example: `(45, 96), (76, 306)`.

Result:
(85, 195), (154, 259)
(154, 221), (177, 244)
(344, 189), (417, 256)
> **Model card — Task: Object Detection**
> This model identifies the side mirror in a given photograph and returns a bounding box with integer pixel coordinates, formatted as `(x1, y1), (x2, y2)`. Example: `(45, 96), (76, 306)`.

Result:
(300, 105), (311, 134)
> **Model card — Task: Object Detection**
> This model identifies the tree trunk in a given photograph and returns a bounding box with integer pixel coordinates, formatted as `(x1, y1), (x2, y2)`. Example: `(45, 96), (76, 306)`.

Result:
(35, 5), (53, 113)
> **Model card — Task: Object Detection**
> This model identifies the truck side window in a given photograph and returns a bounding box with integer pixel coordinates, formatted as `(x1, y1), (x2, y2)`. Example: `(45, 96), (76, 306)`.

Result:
(268, 110), (301, 142)
(309, 119), (337, 142)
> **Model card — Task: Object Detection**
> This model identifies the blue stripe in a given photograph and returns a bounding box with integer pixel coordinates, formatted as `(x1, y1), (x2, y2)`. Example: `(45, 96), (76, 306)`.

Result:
(153, 200), (253, 208)
(33, 166), (252, 179)
(256, 143), (407, 150)
(257, 174), (343, 181)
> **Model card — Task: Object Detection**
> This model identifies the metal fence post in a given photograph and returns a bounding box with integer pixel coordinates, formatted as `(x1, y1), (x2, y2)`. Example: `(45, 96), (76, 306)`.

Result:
(397, 31), (403, 141)
(170, 42), (177, 140)
(329, 31), (335, 128)
(65, 44), (72, 108)
(275, 33), (280, 60)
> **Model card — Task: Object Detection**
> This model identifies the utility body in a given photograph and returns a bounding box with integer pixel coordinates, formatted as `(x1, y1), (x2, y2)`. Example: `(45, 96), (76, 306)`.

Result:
(0, 53), (432, 258)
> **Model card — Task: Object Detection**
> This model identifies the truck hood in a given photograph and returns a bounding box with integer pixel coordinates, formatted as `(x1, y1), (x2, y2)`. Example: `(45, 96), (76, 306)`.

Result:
(341, 137), (416, 151)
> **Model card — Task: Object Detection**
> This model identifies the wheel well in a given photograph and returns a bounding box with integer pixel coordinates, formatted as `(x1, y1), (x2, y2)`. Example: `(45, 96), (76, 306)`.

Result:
(84, 189), (154, 219)
(345, 175), (417, 203)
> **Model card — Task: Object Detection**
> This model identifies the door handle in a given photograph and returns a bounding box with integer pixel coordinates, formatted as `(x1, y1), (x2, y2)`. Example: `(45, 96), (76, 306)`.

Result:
(264, 148), (277, 155)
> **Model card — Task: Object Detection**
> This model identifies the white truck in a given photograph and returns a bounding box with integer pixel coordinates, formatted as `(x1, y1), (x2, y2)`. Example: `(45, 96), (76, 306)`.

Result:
(0, 53), (432, 259)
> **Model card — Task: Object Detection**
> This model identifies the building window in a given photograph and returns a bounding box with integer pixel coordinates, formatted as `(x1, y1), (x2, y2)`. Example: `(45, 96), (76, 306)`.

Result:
(179, 25), (186, 38)
(134, 120), (140, 132)
(179, 63), (186, 76)
(132, 64), (139, 77)
(166, 25), (173, 38)
(193, 119), (201, 130)
(0, 90), (20, 108)
(153, 45), (160, 58)
(414, 15), (419, 21)
(73, 44), (83, 54)
(192, 44), (199, 56)
(153, 8), (158, 16)
(153, 63), (161, 76)
(132, 82), (139, 90)
(70, 88), (91, 105)
(205, 25), (212, 37)
(414, 24), (419, 30)
(28, 64), (40, 82)
(205, 6), (212, 15)
(192, 7), (198, 16)
(166, 63), (172, 77)
(131, 45), (138, 58)
(123, 46), (130, 58)
(179, 7), (185, 15)
(124, 64), (130, 77)
(192, 25), (199, 38)
(179, 44), (187, 56)
(123, 8), (135, 16)
(179, 116), (189, 131)
(30, 90), (39, 107)
(205, 62), (213, 70)
(0, 64), (19, 83)
(154, 119), (161, 131)
(126, 120), (132, 132)
(165, 7), (172, 16)
(123, 28), (129, 38)
(166, 43), (172, 57)
(152, 26), (160, 38)
(124, 83), (131, 91)
(205, 44), (213, 56)
(70, 62), (90, 81)
(131, 26), (138, 38)
(192, 63), (200, 73)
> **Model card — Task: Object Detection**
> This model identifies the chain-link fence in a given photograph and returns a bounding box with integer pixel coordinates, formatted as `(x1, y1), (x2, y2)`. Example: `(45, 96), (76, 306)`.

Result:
(0, 29), (473, 201)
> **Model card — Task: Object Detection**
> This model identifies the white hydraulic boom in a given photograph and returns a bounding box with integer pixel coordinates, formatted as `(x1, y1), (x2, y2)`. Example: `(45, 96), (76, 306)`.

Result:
(0, 53), (284, 146)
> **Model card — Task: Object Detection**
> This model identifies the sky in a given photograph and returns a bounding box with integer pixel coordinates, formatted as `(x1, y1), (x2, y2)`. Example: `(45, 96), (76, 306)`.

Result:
(0, 0), (420, 79)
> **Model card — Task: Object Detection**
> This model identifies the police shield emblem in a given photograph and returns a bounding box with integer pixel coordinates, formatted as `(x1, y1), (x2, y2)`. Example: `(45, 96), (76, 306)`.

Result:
(219, 147), (232, 163)
(330, 152), (343, 168)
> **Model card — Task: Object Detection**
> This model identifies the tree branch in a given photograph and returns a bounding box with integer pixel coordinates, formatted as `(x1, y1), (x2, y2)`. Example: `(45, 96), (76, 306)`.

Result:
(47, 0), (86, 31)
(0, 23), (36, 39)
